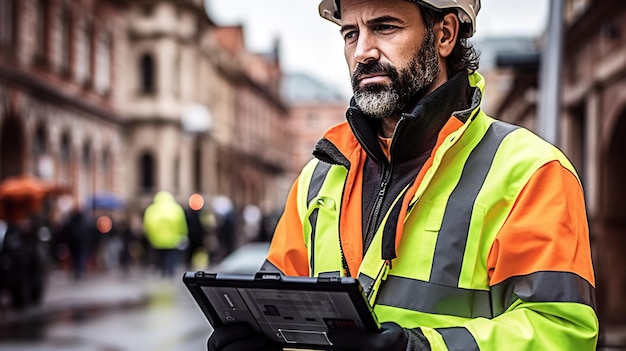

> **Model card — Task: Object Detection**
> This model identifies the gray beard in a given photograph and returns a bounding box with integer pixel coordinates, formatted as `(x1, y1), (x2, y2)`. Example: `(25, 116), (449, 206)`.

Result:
(353, 30), (439, 119)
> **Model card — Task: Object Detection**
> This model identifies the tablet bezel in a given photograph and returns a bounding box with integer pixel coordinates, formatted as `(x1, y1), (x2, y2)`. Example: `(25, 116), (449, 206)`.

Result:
(183, 271), (380, 349)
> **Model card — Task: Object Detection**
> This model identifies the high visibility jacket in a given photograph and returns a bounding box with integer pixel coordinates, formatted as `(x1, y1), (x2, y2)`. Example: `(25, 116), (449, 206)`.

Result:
(264, 72), (598, 350)
(143, 191), (188, 249)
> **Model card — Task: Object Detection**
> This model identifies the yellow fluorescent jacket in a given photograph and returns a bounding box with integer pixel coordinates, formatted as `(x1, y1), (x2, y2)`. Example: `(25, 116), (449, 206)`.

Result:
(264, 72), (599, 350)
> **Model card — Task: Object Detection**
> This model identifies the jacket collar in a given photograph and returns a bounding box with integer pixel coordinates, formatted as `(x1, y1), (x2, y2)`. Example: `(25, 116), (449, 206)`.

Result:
(346, 71), (474, 164)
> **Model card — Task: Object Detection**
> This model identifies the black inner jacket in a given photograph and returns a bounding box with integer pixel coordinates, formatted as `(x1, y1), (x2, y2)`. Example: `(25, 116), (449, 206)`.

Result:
(349, 71), (473, 259)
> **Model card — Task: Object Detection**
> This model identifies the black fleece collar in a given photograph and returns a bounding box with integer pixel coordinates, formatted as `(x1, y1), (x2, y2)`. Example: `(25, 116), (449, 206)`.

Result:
(346, 71), (473, 165)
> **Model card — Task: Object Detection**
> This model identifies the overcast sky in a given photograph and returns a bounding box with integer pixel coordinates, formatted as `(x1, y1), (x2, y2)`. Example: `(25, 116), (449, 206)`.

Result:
(206, 0), (549, 98)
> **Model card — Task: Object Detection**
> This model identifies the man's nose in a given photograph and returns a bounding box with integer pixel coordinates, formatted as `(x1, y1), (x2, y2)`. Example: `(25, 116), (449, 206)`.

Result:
(353, 32), (380, 64)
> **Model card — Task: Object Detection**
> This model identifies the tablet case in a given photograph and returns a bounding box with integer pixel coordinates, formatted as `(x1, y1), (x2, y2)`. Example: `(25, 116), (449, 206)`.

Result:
(183, 271), (380, 349)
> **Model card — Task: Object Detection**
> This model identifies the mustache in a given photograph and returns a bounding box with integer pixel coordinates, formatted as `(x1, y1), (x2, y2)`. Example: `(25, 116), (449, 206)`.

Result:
(351, 61), (399, 88)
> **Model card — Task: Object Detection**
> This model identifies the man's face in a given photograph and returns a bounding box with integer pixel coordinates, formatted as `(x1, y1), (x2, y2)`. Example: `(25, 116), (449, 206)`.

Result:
(340, 0), (441, 118)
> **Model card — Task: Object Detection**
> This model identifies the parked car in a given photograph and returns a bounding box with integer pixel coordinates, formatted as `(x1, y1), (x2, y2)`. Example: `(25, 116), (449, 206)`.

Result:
(209, 242), (270, 275)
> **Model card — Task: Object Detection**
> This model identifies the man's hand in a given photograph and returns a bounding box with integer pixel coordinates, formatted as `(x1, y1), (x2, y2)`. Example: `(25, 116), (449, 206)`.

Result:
(207, 322), (281, 351)
(327, 322), (408, 351)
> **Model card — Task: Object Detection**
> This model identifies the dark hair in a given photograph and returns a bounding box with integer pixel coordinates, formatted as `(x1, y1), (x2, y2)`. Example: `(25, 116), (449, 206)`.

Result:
(418, 6), (480, 76)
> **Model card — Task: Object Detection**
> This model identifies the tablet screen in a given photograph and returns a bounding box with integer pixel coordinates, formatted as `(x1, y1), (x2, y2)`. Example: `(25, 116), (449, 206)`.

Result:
(202, 286), (368, 345)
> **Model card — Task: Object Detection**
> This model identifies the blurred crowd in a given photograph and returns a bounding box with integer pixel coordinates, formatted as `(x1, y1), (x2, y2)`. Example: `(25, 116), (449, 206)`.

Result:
(52, 192), (279, 277)
(0, 184), (281, 309)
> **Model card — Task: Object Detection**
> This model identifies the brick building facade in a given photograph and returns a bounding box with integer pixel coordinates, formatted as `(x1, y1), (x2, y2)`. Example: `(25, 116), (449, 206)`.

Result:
(0, 0), (128, 209)
(0, 0), (293, 240)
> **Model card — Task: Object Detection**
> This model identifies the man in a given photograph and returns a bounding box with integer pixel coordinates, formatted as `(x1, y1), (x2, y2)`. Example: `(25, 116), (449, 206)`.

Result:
(208, 0), (599, 350)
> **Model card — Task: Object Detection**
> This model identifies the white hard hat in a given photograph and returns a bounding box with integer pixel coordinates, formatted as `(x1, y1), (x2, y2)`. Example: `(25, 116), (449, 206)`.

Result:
(318, 0), (480, 37)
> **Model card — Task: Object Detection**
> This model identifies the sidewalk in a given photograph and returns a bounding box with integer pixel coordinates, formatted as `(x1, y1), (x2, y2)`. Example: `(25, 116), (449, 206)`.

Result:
(0, 267), (177, 326)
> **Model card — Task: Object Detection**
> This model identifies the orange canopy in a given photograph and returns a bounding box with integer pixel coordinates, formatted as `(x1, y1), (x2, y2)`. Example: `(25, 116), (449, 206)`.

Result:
(0, 175), (63, 221)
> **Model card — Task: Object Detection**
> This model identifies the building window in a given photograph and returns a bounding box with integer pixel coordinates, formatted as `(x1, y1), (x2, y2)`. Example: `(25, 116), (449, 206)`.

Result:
(0, 0), (15, 52)
(141, 4), (153, 17)
(75, 19), (92, 84)
(80, 141), (93, 199)
(59, 4), (72, 73)
(95, 31), (111, 94)
(33, 124), (47, 156)
(59, 133), (72, 187)
(140, 53), (155, 94)
(32, 124), (47, 177)
(82, 142), (92, 167)
(36, 0), (49, 63)
(139, 152), (155, 193)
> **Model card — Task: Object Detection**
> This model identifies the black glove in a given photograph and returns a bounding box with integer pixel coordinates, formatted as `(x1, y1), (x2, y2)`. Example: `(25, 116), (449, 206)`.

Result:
(327, 322), (408, 351)
(207, 322), (281, 351)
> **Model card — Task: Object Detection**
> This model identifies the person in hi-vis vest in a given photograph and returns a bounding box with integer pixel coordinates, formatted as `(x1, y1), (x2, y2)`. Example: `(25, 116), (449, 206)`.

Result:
(208, 0), (598, 350)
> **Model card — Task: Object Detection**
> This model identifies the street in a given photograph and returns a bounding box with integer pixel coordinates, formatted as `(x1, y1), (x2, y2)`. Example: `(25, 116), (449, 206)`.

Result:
(0, 268), (212, 351)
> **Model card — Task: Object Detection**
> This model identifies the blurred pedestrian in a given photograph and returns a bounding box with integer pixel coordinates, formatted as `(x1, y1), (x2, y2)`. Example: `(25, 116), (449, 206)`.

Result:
(211, 196), (236, 263)
(59, 206), (98, 280)
(184, 194), (207, 269)
(142, 191), (188, 277)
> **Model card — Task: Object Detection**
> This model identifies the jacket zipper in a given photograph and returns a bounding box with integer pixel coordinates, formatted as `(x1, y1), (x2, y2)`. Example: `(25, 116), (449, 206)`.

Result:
(363, 164), (392, 252)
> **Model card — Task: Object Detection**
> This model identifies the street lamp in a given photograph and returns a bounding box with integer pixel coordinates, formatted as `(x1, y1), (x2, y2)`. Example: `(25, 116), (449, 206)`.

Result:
(182, 103), (213, 134)
(182, 103), (213, 194)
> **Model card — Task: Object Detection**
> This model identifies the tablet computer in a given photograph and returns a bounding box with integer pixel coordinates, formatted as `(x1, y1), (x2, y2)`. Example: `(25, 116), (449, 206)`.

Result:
(183, 271), (380, 349)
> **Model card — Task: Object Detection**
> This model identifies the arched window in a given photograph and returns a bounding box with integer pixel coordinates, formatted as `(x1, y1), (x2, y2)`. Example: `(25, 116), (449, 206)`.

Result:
(139, 152), (155, 194)
(33, 124), (47, 156)
(140, 53), (155, 94)
(82, 142), (92, 167)
(33, 123), (50, 178)
(59, 133), (72, 187)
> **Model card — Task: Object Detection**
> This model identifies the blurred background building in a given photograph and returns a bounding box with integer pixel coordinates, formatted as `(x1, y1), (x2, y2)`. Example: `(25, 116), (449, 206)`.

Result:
(123, 0), (290, 215)
(0, 0), (302, 225)
(281, 72), (347, 181)
(0, 0), (348, 302)
(0, 0), (127, 204)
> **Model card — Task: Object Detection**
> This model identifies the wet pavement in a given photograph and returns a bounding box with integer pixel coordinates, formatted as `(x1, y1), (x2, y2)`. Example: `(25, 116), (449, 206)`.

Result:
(0, 268), (212, 351)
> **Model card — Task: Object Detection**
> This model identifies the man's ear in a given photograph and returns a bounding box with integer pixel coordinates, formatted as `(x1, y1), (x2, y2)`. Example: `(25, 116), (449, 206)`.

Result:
(435, 13), (459, 58)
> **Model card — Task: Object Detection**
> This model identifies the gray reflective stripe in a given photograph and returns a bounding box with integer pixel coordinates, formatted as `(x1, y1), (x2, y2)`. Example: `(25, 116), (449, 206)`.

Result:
(436, 327), (480, 351)
(307, 161), (332, 205)
(377, 275), (492, 318)
(430, 122), (518, 286)
(309, 208), (319, 273)
(491, 270), (597, 316)
(357, 273), (375, 297)
(260, 260), (283, 274)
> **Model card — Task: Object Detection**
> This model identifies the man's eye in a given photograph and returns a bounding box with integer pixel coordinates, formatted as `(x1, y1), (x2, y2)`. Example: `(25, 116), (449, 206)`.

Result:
(343, 31), (357, 41)
(377, 24), (395, 32)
